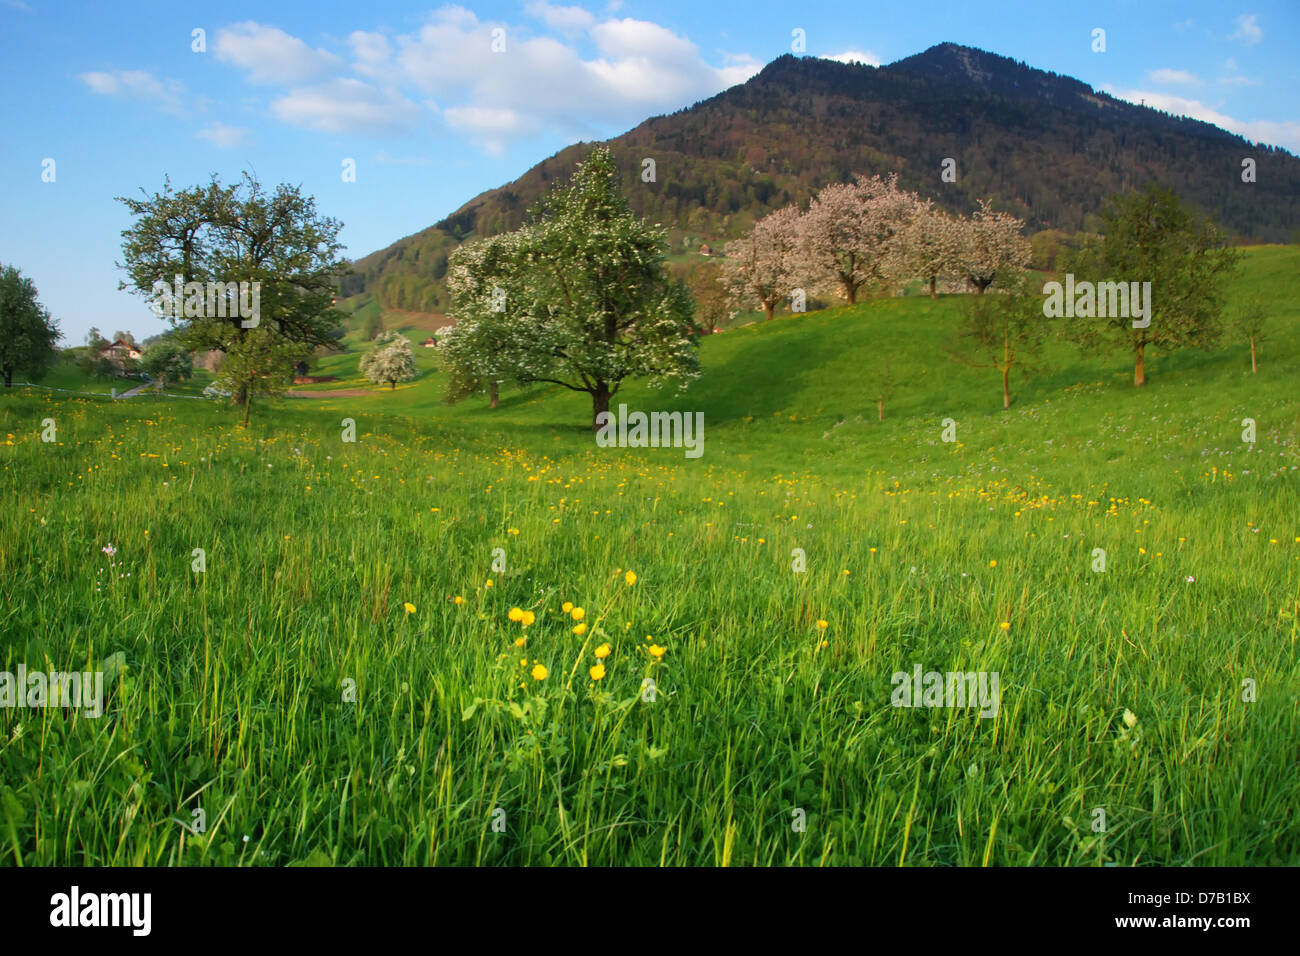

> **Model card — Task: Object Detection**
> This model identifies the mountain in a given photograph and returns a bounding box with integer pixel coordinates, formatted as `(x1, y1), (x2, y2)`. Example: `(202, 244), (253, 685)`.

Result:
(340, 42), (1300, 317)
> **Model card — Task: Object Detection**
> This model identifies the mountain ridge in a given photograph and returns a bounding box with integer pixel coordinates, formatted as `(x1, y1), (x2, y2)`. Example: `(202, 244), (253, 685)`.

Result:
(339, 42), (1300, 316)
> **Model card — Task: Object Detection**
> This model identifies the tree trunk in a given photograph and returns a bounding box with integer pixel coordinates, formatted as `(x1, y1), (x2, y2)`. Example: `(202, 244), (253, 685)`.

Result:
(1002, 367), (1011, 409)
(3, 368), (11, 387)
(845, 284), (857, 305)
(1250, 337), (1257, 374)
(1134, 343), (1147, 386)
(592, 383), (612, 432)
(764, 301), (775, 321)
(242, 391), (252, 426)
(489, 381), (499, 408)
(929, 276), (937, 300)
(390, 380), (396, 390)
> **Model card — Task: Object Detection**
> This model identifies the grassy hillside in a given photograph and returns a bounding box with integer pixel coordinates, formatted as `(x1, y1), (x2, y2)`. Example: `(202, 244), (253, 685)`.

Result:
(1, 246), (1296, 865)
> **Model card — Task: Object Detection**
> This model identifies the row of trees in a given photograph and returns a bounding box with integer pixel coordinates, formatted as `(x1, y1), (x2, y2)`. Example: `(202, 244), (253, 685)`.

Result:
(720, 174), (1031, 319)
(937, 184), (1242, 408)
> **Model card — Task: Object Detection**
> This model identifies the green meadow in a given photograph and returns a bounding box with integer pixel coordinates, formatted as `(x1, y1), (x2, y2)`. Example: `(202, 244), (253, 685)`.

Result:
(1, 245), (1296, 866)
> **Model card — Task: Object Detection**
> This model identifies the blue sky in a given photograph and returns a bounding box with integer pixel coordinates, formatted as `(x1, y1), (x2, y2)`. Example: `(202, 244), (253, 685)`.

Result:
(1, 0), (1295, 344)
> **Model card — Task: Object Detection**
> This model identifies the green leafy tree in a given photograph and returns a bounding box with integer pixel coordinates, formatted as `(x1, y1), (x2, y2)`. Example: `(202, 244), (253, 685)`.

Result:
(116, 172), (346, 420)
(514, 146), (699, 428)
(688, 260), (731, 333)
(1067, 184), (1240, 386)
(359, 331), (418, 390)
(85, 327), (109, 351)
(1232, 295), (1266, 373)
(140, 341), (193, 391)
(0, 265), (60, 387)
(950, 271), (1047, 409)
(211, 327), (298, 425)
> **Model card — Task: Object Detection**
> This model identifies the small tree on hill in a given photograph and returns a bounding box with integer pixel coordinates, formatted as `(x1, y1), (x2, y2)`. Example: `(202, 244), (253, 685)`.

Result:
(140, 341), (193, 391)
(950, 271), (1046, 409)
(796, 175), (917, 305)
(360, 331), (418, 390)
(0, 264), (60, 388)
(900, 201), (962, 300)
(687, 260), (730, 334)
(213, 327), (298, 425)
(1232, 295), (1265, 373)
(722, 204), (800, 321)
(1066, 184), (1240, 386)
(954, 199), (1031, 295)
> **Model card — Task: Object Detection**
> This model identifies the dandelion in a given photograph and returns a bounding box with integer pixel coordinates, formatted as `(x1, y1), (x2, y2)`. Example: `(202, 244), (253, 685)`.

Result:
(571, 606), (585, 621)
(816, 620), (828, 630)
(403, 602), (416, 614)
(625, 570), (637, 586)
(508, 607), (524, 622)
(531, 664), (548, 681)
(988, 560), (997, 568)
(485, 579), (494, 588)
(562, 601), (573, 613)
(648, 644), (666, 660)
(514, 637), (526, 648)
(573, 622), (588, 636)
(1000, 621), (1011, 631)
(453, 596), (465, 605)
(589, 664), (606, 681)
(521, 610), (535, 627)
(594, 643), (610, 659)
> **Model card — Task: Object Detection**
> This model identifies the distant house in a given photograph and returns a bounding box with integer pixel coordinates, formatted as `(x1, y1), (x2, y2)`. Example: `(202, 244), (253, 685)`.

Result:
(699, 243), (713, 256)
(422, 336), (438, 348)
(98, 340), (142, 366)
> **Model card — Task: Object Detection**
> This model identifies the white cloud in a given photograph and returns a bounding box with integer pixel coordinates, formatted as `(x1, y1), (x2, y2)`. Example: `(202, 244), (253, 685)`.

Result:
(525, 1), (595, 33)
(196, 122), (252, 148)
(825, 50), (882, 67)
(1230, 14), (1262, 46)
(1148, 68), (1198, 85)
(195, 7), (758, 148)
(1107, 87), (1300, 153)
(381, 7), (759, 148)
(215, 22), (342, 84)
(349, 30), (391, 74)
(271, 79), (424, 136)
(78, 69), (185, 113)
